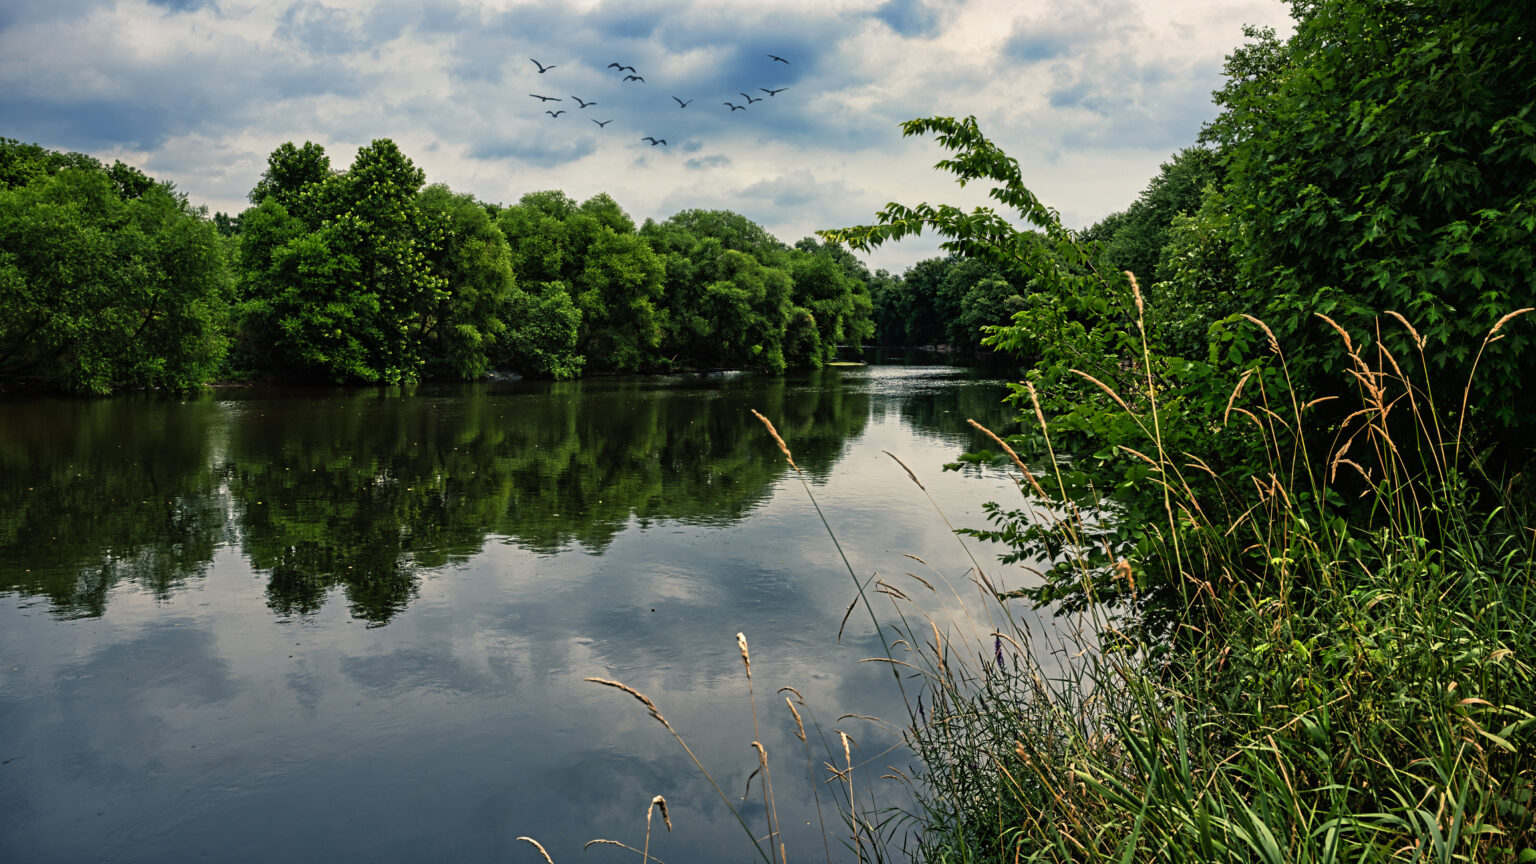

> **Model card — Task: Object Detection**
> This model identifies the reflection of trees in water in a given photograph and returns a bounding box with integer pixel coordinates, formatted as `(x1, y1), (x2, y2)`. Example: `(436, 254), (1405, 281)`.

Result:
(0, 374), (876, 624)
(226, 373), (868, 623)
(866, 371), (1021, 449)
(0, 396), (226, 617)
(226, 389), (503, 624)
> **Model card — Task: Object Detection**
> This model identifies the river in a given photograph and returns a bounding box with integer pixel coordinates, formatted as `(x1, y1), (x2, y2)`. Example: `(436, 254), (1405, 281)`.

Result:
(0, 360), (1040, 864)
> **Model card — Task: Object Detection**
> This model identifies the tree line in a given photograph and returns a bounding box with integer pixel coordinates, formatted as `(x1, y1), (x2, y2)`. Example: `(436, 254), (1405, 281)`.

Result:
(0, 137), (891, 393)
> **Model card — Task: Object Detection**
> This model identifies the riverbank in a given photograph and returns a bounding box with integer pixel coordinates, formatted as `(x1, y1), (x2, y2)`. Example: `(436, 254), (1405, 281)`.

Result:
(883, 344), (1536, 861)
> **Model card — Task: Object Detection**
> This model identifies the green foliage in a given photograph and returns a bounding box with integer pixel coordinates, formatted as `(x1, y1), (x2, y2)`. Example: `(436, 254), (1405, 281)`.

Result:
(1208, 0), (1536, 441)
(236, 139), (452, 384)
(1147, 186), (1243, 359)
(0, 164), (231, 393)
(1086, 146), (1223, 286)
(898, 318), (1536, 863)
(644, 210), (787, 371)
(500, 285), (584, 379)
(247, 140), (332, 216)
(416, 184), (515, 379)
(498, 191), (664, 372)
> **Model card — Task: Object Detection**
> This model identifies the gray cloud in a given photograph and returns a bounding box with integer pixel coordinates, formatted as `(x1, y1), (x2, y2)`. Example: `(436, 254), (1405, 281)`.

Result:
(0, 0), (1295, 268)
(466, 131), (599, 168)
(277, 2), (367, 55)
(1004, 0), (1143, 62)
(146, 0), (213, 12)
(684, 153), (731, 169)
(875, 0), (941, 38)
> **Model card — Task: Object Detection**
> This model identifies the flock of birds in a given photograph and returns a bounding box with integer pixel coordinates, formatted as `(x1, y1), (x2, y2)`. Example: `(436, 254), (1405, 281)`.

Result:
(525, 54), (793, 148)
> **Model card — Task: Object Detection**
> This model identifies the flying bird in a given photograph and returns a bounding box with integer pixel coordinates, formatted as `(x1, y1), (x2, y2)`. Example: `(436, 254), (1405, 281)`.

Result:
(672, 96), (693, 108)
(530, 94), (562, 102)
(740, 92), (762, 104)
(530, 58), (555, 73)
(641, 137), (667, 146)
(592, 119), (612, 127)
(546, 110), (566, 117)
(768, 54), (789, 64)
(623, 75), (645, 82)
(761, 87), (788, 96)
(572, 96), (595, 108)
(607, 63), (637, 72)
(724, 102), (746, 111)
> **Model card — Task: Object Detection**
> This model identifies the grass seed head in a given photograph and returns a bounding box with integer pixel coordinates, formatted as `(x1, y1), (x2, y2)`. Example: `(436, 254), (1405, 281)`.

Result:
(649, 795), (672, 832)
(517, 836), (555, 864)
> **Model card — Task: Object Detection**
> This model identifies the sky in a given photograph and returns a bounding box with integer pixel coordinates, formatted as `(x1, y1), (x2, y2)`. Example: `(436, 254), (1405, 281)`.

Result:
(0, 0), (1295, 273)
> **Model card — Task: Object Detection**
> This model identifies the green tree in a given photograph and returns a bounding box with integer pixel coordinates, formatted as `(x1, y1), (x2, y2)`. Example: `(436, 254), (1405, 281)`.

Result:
(643, 210), (797, 371)
(0, 165), (232, 393)
(416, 184), (515, 379)
(1207, 0), (1536, 440)
(499, 191), (663, 372)
(248, 140), (333, 219)
(235, 139), (447, 384)
(1084, 147), (1223, 286)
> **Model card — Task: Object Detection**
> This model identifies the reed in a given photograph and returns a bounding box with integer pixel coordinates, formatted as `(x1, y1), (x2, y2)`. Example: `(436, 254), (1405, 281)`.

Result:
(523, 303), (1534, 864)
(891, 301), (1536, 863)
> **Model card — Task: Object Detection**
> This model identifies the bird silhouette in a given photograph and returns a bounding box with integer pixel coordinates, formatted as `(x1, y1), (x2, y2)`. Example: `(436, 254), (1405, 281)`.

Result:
(672, 96), (693, 108)
(761, 87), (788, 96)
(740, 92), (762, 104)
(724, 102), (746, 111)
(607, 63), (637, 73)
(641, 137), (667, 146)
(592, 119), (612, 127)
(530, 94), (562, 102)
(530, 58), (555, 73)
(572, 96), (595, 108)
(546, 110), (566, 117)
(623, 75), (645, 82)
(768, 54), (789, 64)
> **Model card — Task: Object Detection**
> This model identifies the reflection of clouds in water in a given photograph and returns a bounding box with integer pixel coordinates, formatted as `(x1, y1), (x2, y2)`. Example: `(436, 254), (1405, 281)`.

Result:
(0, 369), (1048, 863)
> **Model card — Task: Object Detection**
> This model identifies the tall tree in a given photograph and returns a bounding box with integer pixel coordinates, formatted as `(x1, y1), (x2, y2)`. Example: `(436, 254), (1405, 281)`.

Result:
(1208, 0), (1536, 438)
(499, 191), (663, 372)
(0, 161), (231, 392)
(236, 139), (446, 384)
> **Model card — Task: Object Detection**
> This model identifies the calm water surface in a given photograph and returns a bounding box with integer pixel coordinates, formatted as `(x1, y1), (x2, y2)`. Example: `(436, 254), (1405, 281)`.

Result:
(0, 363), (1039, 863)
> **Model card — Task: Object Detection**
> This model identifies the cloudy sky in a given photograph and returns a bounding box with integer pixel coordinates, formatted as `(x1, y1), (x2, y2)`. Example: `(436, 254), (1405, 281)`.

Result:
(0, 0), (1293, 272)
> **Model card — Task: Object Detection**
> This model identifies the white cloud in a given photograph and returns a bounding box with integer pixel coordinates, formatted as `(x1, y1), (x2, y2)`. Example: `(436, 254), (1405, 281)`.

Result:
(0, 0), (1295, 270)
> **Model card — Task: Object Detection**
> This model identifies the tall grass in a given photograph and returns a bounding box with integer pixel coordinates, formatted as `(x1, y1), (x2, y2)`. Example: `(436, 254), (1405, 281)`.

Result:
(896, 299), (1536, 862)
(522, 301), (1536, 863)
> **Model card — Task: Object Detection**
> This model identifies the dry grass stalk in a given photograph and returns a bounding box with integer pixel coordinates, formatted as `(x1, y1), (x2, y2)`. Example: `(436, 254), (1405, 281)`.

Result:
(1241, 313), (1282, 355)
(882, 449), (926, 491)
(1071, 369), (1133, 413)
(518, 836), (556, 864)
(1126, 270), (1145, 319)
(586, 678), (668, 727)
(750, 409), (799, 472)
(967, 418), (1049, 498)
(1314, 312), (1354, 355)
(649, 795), (672, 833)
(1224, 368), (1255, 426)
(1113, 559), (1137, 597)
(1457, 308), (1535, 461)
(1384, 310), (1425, 349)
(905, 570), (935, 592)
(784, 696), (807, 742)
(737, 632), (752, 679)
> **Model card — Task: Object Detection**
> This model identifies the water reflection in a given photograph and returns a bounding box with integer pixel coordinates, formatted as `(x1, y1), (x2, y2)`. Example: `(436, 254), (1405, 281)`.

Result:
(2, 369), (942, 623)
(0, 395), (226, 617)
(0, 365), (1030, 864)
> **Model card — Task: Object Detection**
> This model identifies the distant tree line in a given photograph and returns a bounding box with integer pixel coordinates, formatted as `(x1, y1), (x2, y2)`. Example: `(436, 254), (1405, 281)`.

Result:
(0, 127), (1243, 394)
(0, 136), (884, 392)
